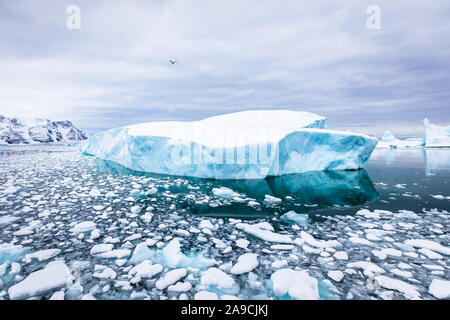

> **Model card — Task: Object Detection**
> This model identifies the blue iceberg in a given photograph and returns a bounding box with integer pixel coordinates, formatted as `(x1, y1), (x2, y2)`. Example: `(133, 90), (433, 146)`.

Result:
(424, 118), (450, 148)
(82, 110), (378, 179)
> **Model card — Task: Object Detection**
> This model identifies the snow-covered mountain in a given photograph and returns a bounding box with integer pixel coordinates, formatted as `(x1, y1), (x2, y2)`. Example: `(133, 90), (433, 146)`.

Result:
(0, 115), (87, 144)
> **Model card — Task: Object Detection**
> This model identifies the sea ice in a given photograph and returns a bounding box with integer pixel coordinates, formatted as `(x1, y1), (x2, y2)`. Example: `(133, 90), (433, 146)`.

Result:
(374, 275), (420, 299)
(428, 279), (450, 299)
(271, 268), (319, 300)
(24, 249), (61, 262)
(200, 267), (235, 289)
(156, 268), (187, 290)
(230, 253), (259, 275)
(8, 261), (73, 300)
(128, 260), (163, 278)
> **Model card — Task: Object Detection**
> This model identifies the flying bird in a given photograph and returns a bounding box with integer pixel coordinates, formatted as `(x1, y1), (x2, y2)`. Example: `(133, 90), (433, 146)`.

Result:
(169, 59), (177, 65)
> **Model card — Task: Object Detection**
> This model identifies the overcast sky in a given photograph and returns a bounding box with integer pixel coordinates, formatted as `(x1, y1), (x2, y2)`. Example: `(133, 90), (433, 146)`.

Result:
(1, 0), (449, 137)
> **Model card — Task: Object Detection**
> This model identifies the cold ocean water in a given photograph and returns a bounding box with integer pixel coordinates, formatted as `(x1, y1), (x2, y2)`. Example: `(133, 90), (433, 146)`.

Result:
(0, 145), (448, 300)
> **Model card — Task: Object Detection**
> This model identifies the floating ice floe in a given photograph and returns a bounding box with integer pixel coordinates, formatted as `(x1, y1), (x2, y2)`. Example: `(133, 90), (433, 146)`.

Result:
(376, 131), (424, 149)
(271, 268), (319, 300)
(424, 118), (450, 147)
(237, 223), (292, 244)
(82, 110), (377, 179)
(8, 261), (73, 300)
(230, 253), (259, 275)
(428, 279), (450, 299)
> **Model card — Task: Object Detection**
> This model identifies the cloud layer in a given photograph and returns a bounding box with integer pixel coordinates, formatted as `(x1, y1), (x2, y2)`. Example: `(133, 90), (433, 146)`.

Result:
(1, 0), (449, 137)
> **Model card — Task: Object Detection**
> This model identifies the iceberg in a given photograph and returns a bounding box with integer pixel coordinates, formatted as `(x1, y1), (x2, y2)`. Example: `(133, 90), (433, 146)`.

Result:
(82, 110), (378, 179)
(424, 118), (450, 148)
(376, 131), (424, 149)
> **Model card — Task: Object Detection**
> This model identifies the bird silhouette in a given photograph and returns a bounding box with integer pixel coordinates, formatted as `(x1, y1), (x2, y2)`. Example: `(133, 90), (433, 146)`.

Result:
(169, 59), (177, 65)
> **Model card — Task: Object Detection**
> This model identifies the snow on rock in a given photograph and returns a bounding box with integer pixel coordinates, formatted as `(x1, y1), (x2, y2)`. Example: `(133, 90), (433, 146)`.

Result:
(424, 118), (450, 147)
(8, 261), (73, 300)
(155, 268), (187, 290)
(0, 115), (87, 145)
(428, 279), (450, 299)
(230, 253), (258, 275)
(374, 275), (421, 299)
(271, 268), (319, 300)
(200, 267), (235, 289)
(81, 110), (377, 179)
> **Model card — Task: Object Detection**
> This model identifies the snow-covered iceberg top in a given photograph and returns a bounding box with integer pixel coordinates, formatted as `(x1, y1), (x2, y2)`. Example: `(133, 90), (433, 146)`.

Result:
(376, 131), (424, 149)
(424, 118), (450, 148)
(82, 110), (378, 179)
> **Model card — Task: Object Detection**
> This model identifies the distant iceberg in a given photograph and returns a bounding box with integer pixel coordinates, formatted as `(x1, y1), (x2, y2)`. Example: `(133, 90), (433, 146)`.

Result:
(376, 131), (424, 149)
(82, 110), (378, 179)
(424, 118), (450, 148)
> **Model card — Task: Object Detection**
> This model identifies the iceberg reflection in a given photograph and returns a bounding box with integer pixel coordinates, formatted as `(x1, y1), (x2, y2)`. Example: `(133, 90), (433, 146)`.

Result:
(97, 159), (378, 218)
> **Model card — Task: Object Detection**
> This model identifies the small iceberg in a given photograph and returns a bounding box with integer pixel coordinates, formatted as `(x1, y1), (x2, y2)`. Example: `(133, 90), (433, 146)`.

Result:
(376, 131), (424, 149)
(82, 110), (378, 179)
(424, 118), (450, 148)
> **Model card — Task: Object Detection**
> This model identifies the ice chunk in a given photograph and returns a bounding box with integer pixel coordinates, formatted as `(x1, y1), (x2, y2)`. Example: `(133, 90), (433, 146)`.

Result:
(230, 253), (258, 275)
(8, 261), (73, 300)
(24, 249), (61, 262)
(327, 270), (344, 282)
(194, 290), (218, 300)
(71, 221), (96, 233)
(300, 231), (339, 248)
(424, 118), (450, 147)
(374, 275), (420, 299)
(271, 268), (319, 300)
(429, 279), (450, 299)
(128, 261), (163, 278)
(200, 267), (235, 289)
(163, 238), (186, 268)
(156, 268), (187, 290)
(90, 244), (114, 255)
(238, 224), (292, 244)
(82, 110), (377, 179)
(347, 261), (384, 277)
(405, 239), (450, 255)
(376, 131), (424, 149)
(211, 187), (236, 198)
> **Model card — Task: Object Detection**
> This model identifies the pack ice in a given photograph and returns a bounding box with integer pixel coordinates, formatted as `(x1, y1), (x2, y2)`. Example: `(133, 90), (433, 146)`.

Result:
(424, 118), (450, 148)
(82, 110), (378, 179)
